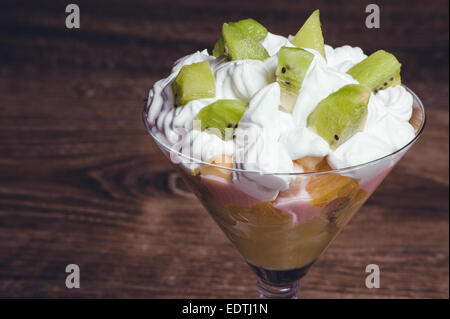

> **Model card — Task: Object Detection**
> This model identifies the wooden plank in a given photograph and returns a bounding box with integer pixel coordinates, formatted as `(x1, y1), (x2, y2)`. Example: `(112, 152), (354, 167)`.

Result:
(0, 0), (448, 298)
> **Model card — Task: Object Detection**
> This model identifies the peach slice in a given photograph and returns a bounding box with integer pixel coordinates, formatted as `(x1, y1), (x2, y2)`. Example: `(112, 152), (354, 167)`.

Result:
(294, 156), (332, 173)
(315, 157), (333, 172)
(196, 154), (233, 181)
(279, 156), (332, 198)
(306, 172), (360, 208)
(294, 156), (323, 172)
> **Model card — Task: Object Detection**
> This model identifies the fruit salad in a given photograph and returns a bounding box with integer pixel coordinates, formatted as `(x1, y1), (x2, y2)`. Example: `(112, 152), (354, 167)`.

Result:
(145, 10), (420, 271)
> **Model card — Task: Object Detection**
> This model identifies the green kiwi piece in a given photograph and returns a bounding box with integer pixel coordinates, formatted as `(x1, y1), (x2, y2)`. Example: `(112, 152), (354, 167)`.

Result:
(212, 36), (225, 58)
(307, 84), (371, 149)
(276, 46), (314, 113)
(291, 9), (326, 59)
(213, 19), (268, 58)
(347, 50), (401, 92)
(196, 99), (249, 140)
(171, 61), (215, 107)
(229, 18), (268, 42)
(222, 23), (269, 61)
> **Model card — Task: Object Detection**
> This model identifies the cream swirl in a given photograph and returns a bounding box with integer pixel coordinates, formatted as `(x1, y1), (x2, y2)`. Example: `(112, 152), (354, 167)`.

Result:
(260, 32), (290, 56)
(328, 132), (392, 168)
(214, 59), (270, 102)
(374, 85), (413, 121)
(177, 129), (235, 170)
(364, 87), (415, 151)
(146, 32), (415, 201)
(325, 45), (367, 72)
(233, 83), (296, 201)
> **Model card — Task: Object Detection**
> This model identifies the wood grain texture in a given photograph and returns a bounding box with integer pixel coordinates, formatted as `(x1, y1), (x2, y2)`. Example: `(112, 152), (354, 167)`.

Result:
(0, 0), (448, 298)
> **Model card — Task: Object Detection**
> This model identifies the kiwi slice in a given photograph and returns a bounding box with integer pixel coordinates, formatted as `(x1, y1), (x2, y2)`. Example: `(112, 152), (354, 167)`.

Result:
(230, 18), (268, 41)
(291, 9), (326, 59)
(307, 84), (371, 149)
(222, 23), (269, 61)
(213, 19), (268, 58)
(212, 36), (225, 58)
(196, 99), (249, 140)
(347, 50), (401, 92)
(171, 61), (215, 107)
(276, 46), (314, 113)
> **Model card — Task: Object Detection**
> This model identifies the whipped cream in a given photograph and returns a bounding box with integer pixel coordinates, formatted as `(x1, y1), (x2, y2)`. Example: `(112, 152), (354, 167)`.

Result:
(214, 59), (270, 102)
(146, 32), (415, 201)
(325, 45), (367, 72)
(260, 32), (290, 56)
(233, 83), (296, 201)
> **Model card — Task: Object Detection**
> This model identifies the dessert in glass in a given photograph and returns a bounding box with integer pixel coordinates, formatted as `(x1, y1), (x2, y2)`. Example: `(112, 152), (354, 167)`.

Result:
(142, 10), (426, 298)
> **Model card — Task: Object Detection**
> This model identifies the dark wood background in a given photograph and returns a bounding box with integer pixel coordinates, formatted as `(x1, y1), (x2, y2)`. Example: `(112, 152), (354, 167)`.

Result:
(0, 0), (448, 298)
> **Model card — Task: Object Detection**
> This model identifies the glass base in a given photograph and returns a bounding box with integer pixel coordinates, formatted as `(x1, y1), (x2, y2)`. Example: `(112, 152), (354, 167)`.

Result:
(257, 279), (300, 299)
(249, 261), (314, 299)
(248, 261), (314, 284)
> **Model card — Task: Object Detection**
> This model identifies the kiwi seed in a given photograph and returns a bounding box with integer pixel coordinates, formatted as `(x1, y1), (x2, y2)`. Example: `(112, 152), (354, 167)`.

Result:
(384, 82), (388, 86)
(281, 67), (286, 74)
(334, 134), (339, 141)
(390, 77), (394, 81)
(227, 123), (232, 128)
(286, 81), (291, 85)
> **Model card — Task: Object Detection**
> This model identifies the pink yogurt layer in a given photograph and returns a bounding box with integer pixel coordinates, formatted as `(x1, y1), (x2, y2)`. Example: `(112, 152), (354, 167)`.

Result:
(201, 174), (261, 207)
(200, 165), (394, 226)
(201, 174), (321, 224)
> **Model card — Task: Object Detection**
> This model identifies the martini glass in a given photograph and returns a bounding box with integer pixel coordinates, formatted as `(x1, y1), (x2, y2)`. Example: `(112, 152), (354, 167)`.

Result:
(142, 86), (425, 299)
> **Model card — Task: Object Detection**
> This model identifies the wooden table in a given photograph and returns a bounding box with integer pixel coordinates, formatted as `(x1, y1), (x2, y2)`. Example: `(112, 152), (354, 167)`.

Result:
(0, 0), (448, 298)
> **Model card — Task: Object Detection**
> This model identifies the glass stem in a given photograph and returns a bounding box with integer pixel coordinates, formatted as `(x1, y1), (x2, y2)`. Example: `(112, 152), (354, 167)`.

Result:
(257, 279), (300, 299)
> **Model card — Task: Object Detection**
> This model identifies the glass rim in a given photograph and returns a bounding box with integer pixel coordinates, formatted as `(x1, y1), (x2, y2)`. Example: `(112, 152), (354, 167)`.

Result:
(142, 85), (426, 176)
